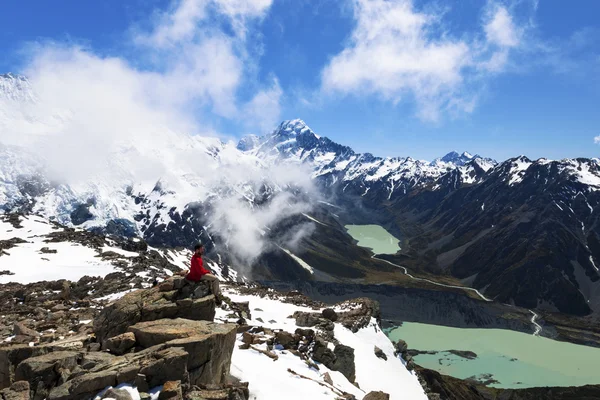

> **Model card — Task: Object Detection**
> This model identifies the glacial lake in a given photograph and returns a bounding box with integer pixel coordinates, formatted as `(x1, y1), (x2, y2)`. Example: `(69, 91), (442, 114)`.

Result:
(388, 322), (600, 389)
(345, 224), (400, 255)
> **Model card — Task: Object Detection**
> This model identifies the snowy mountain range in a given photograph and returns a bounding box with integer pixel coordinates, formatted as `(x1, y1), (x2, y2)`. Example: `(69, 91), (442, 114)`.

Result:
(4, 73), (600, 318)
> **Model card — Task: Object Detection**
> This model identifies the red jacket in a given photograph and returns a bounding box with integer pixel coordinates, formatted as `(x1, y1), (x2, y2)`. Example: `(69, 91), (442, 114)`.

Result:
(186, 254), (210, 282)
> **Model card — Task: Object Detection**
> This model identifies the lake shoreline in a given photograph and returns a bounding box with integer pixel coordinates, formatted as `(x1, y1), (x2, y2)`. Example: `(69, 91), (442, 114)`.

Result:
(388, 321), (600, 389)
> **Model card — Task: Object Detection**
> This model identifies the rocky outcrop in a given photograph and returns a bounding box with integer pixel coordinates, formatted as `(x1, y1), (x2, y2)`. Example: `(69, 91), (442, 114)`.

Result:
(94, 277), (215, 343)
(292, 297), (379, 334)
(127, 318), (236, 385)
(0, 275), (242, 400)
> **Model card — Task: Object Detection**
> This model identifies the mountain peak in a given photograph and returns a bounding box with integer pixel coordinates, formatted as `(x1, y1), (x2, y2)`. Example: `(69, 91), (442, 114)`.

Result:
(276, 119), (319, 139)
(0, 72), (35, 102)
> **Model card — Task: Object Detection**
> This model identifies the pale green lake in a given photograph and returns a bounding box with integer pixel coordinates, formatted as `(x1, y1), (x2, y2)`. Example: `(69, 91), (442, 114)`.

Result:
(345, 224), (400, 255)
(388, 322), (600, 389)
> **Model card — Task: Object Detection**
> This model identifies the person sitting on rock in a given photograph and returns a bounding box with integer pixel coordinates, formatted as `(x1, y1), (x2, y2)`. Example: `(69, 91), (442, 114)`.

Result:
(181, 243), (222, 305)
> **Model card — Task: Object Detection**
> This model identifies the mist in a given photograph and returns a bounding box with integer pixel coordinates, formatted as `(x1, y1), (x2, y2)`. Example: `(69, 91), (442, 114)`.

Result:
(0, 0), (321, 268)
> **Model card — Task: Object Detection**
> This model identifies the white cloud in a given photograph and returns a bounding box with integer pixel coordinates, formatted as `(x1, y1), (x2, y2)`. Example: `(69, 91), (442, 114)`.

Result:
(0, 0), (310, 266)
(242, 77), (283, 132)
(594, 136), (600, 145)
(132, 0), (277, 121)
(321, 0), (527, 121)
(136, 0), (273, 47)
(484, 6), (520, 48)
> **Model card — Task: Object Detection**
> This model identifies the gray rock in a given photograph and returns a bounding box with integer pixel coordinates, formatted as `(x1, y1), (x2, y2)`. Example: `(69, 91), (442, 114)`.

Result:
(394, 339), (407, 354)
(321, 308), (338, 322)
(293, 312), (320, 327)
(332, 344), (355, 383)
(105, 332), (137, 355)
(312, 338), (336, 367)
(0, 381), (30, 400)
(374, 346), (387, 361)
(101, 388), (134, 400)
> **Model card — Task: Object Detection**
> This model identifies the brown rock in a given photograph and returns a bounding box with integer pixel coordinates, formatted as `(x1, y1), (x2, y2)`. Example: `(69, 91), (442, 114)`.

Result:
(362, 391), (390, 400)
(159, 380), (182, 400)
(158, 280), (174, 292)
(0, 344), (48, 389)
(105, 332), (136, 355)
(49, 370), (118, 399)
(274, 331), (296, 349)
(323, 372), (333, 386)
(138, 347), (188, 389)
(14, 351), (80, 397)
(13, 322), (40, 338)
(127, 319), (236, 386)
(93, 283), (215, 343)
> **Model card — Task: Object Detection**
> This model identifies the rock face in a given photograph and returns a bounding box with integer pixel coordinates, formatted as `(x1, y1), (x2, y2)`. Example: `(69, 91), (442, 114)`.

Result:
(2, 318), (235, 400)
(127, 319), (237, 385)
(94, 277), (215, 343)
(0, 276), (240, 400)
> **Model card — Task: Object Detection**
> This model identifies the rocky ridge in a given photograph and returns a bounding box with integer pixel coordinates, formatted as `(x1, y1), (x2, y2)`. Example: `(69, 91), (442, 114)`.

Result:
(0, 264), (423, 400)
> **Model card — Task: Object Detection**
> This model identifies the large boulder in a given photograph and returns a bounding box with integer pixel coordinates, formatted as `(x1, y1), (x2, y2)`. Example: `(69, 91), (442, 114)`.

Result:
(94, 280), (215, 343)
(311, 340), (356, 383)
(332, 344), (355, 383)
(127, 318), (237, 385)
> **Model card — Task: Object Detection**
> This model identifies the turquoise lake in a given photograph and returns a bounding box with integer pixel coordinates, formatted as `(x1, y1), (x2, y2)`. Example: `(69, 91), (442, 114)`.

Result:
(344, 224), (400, 255)
(388, 322), (600, 389)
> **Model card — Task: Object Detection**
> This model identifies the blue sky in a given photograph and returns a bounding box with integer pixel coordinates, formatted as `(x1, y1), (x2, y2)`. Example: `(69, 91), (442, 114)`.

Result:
(1, 0), (599, 161)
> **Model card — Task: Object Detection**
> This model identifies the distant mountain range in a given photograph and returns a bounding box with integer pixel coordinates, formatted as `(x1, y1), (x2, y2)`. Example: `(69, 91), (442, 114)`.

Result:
(2, 73), (600, 318)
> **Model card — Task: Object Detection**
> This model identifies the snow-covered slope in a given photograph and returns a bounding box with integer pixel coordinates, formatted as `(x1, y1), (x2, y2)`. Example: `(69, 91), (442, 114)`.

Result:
(216, 288), (428, 400)
(0, 213), (237, 286)
(0, 213), (427, 400)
